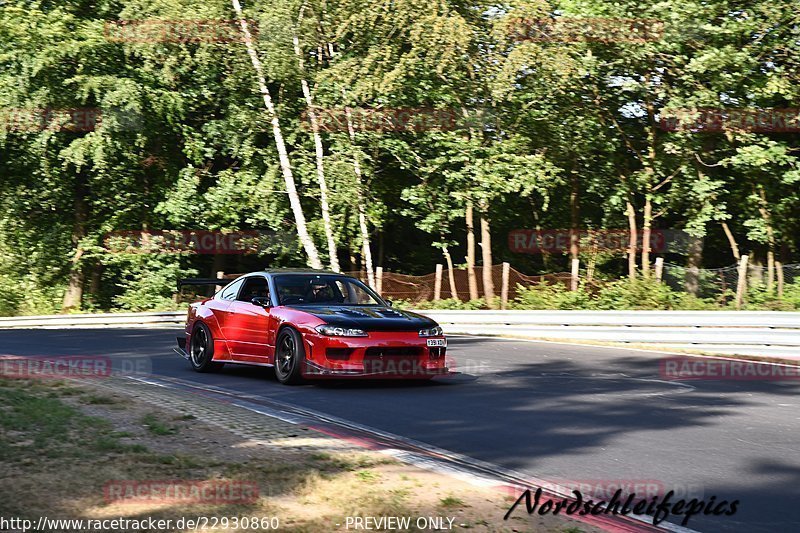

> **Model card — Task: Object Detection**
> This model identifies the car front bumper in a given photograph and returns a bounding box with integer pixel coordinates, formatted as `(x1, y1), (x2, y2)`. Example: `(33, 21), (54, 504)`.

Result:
(301, 330), (451, 379)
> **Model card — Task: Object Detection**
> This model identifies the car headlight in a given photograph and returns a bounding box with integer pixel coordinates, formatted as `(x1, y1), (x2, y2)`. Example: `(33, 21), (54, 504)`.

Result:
(315, 325), (368, 337)
(418, 325), (443, 337)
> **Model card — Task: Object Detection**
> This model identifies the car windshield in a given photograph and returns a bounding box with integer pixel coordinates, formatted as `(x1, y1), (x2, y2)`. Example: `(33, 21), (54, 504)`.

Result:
(273, 274), (383, 306)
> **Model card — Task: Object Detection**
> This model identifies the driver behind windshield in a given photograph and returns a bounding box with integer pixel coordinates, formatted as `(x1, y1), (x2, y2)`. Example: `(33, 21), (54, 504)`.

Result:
(306, 281), (340, 303)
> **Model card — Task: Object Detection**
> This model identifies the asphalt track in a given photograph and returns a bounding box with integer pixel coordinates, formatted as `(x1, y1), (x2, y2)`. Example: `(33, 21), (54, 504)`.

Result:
(2, 328), (799, 533)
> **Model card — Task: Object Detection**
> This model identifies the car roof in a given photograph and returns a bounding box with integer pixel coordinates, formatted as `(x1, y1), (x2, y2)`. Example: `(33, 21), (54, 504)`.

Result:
(258, 268), (344, 276)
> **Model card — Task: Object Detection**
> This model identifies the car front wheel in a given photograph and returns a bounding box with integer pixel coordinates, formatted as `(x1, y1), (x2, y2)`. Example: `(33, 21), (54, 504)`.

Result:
(275, 327), (305, 385)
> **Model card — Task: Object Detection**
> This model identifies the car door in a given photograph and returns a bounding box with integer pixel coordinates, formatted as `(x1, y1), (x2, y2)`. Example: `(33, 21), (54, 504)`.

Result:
(226, 275), (273, 363)
(205, 277), (246, 358)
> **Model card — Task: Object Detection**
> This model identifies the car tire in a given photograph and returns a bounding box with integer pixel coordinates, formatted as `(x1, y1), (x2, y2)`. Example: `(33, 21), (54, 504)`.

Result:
(189, 322), (224, 373)
(274, 327), (305, 385)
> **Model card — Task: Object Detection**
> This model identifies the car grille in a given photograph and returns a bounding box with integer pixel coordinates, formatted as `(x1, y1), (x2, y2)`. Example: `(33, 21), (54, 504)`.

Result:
(325, 348), (354, 360)
(364, 347), (422, 357)
(363, 346), (425, 374)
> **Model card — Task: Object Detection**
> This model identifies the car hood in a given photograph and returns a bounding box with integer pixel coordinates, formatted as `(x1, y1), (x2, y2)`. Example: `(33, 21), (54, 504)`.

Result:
(291, 305), (438, 331)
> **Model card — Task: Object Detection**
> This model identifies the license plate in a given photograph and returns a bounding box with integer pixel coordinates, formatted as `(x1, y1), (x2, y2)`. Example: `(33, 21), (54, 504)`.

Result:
(427, 338), (446, 347)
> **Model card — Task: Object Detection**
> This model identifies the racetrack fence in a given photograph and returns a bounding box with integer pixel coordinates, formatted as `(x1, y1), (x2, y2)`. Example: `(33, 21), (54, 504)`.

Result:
(180, 262), (800, 309)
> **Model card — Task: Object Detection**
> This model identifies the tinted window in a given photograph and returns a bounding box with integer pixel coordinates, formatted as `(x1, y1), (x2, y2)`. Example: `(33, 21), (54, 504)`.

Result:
(237, 276), (270, 302)
(274, 275), (382, 306)
(218, 278), (245, 301)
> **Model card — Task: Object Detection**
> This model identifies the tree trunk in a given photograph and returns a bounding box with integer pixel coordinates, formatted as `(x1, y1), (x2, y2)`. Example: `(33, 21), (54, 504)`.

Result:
(720, 221), (740, 261)
(62, 250), (85, 311)
(357, 204), (374, 288)
(685, 237), (703, 296)
(642, 83), (658, 279)
(292, 5), (339, 271)
(479, 211), (495, 308)
(756, 187), (776, 293)
(569, 170), (579, 263)
(89, 262), (102, 303)
(530, 199), (551, 270)
(232, 0), (322, 269)
(625, 200), (638, 280)
(586, 246), (597, 283)
(460, 105), (481, 301)
(342, 102), (375, 288)
(465, 201), (479, 300)
(442, 244), (458, 300)
(62, 183), (88, 312)
(641, 194), (653, 278)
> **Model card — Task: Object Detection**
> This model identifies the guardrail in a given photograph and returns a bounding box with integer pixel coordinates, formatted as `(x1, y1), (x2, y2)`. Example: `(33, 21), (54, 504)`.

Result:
(422, 310), (800, 329)
(424, 310), (800, 347)
(0, 310), (798, 348)
(0, 311), (185, 329)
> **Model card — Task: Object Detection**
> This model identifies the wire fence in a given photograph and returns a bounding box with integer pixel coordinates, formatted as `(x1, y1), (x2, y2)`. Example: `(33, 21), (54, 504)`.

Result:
(343, 265), (573, 303)
(662, 262), (800, 301)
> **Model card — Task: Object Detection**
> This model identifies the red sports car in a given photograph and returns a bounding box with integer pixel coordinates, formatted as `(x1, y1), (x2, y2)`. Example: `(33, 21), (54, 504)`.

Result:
(175, 269), (449, 384)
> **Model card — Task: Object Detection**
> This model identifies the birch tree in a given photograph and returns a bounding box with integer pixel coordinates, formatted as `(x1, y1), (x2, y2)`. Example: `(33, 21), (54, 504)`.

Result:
(232, 0), (322, 269)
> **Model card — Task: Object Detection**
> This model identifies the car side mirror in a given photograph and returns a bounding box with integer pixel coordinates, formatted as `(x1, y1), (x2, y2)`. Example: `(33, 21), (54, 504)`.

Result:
(251, 296), (270, 308)
(385, 299), (393, 307)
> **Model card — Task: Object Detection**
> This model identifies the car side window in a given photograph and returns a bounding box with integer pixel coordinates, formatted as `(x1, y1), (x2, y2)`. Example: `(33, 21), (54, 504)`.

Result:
(218, 278), (245, 301)
(237, 276), (270, 303)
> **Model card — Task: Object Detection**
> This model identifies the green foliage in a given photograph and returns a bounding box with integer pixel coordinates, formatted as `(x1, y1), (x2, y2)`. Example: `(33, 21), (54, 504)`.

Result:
(593, 279), (716, 311)
(107, 254), (195, 312)
(413, 298), (486, 310)
(780, 280), (800, 310)
(742, 280), (800, 311)
(0, 0), (799, 314)
(512, 280), (721, 310)
(510, 282), (596, 310)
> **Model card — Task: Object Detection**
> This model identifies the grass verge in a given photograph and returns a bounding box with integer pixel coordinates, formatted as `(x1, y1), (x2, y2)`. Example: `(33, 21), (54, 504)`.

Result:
(0, 377), (598, 532)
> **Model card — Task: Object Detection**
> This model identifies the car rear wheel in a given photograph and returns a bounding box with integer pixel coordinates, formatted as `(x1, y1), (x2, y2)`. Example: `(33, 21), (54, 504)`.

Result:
(275, 327), (305, 385)
(189, 322), (224, 373)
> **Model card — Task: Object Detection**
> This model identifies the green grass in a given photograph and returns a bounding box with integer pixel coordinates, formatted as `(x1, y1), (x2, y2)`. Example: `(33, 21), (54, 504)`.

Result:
(0, 385), (84, 445)
(439, 495), (465, 508)
(0, 380), (148, 459)
(82, 394), (119, 405)
(141, 413), (178, 435)
(356, 470), (379, 483)
(94, 436), (148, 454)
